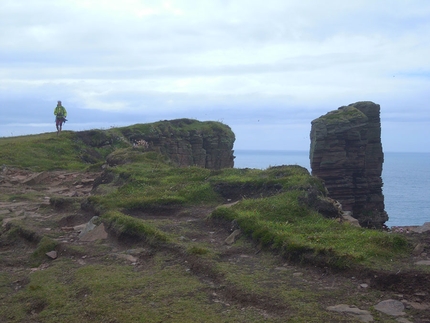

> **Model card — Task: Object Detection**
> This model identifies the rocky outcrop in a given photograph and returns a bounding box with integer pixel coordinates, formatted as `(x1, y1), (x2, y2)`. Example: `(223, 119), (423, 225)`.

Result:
(137, 119), (235, 169)
(309, 101), (387, 228)
(77, 119), (236, 170)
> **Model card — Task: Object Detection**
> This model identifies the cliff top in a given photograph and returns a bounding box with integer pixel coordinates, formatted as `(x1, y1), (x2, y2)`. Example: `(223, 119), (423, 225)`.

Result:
(0, 118), (235, 171)
(1, 118), (429, 322)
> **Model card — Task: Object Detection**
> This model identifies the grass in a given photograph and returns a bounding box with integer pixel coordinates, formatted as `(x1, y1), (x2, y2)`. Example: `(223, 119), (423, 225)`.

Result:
(66, 144), (411, 271)
(317, 106), (367, 124)
(2, 255), (298, 323)
(0, 120), (420, 323)
(101, 210), (170, 244)
(89, 160), (220, 211)
(211, 192), (409, 270)
(0, 132), (91, 171)
(0, 119), (234, 171)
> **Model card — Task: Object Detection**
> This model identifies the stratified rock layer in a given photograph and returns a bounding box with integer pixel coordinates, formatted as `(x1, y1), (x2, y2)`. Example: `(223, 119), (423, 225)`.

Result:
(133, 119), (235, 169)
(77, 118), (235, 170)
(309, 101), (387, 228)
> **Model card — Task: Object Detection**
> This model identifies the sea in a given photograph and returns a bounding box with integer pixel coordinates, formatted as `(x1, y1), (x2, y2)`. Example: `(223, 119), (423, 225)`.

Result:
(233, 150), (430, 228)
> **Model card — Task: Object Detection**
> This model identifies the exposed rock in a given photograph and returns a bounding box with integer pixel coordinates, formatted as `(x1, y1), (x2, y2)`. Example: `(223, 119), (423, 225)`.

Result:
(115, 253), (138, 263)
(415, 260), (430, 266)
(374, 299), (405, 316)
(413, 243), (425, 256)
(224, 229), (241, 245)
(298, 187), (344, 219)
(22, 172), (49, 185)
(407, 301), (430, 310)
(396, 318), (413, 323)
(100, 119), (235, 169)
(78, 216), (99, 239)
(310, 101), (387, 228)
(46, 251), (58, 259)
(326, 304), (374, 322)
(342, 214), (361, 227)
(411, 222), (430, 233)
(79, 223), (108, 242)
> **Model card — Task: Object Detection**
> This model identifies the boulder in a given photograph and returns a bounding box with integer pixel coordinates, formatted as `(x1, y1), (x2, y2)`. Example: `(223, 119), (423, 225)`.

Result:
(79, 223), (108, 242)
(374, 299), (405, 316)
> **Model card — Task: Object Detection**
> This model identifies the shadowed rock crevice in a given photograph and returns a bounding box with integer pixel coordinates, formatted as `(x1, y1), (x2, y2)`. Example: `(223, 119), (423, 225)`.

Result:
(309, 101), (387, 228)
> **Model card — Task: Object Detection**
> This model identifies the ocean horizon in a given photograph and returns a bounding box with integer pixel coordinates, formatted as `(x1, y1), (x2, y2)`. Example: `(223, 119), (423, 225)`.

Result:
(233, 149), (430, 228)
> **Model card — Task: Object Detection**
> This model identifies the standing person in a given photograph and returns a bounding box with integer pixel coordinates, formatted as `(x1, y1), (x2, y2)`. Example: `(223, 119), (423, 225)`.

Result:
(54, 101), (67, 135)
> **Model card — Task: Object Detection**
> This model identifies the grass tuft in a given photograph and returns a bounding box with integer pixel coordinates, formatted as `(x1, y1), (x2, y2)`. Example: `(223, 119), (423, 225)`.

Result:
(102, 210), (170, 244)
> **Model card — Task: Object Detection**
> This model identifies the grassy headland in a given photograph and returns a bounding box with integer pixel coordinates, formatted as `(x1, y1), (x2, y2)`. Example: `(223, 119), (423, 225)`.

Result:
(0, 120), (426, 323)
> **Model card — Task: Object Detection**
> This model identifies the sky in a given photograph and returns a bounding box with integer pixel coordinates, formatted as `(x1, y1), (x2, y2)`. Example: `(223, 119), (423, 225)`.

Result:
(1, 0), (430, 152)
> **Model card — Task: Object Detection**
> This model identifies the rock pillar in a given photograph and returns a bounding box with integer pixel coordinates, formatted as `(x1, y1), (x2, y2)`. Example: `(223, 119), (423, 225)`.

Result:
(309, 101), (387, 228)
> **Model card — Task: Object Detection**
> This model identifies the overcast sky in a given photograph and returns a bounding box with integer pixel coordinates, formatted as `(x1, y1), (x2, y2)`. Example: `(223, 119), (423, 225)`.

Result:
(1, 0), (429, 152)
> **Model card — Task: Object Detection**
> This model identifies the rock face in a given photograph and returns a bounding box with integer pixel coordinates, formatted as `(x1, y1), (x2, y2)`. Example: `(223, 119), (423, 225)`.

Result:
(309, 102), (387, 228)
(141, 119), (235, 169)
(77, 119), (236, 170)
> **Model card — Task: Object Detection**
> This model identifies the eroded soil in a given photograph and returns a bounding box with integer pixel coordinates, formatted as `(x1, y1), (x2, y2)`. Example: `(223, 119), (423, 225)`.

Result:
(1, 167), (430, 322)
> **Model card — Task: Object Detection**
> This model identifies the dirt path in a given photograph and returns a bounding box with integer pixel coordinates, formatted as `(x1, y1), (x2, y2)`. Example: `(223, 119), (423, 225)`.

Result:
(1, 168), (430, 322)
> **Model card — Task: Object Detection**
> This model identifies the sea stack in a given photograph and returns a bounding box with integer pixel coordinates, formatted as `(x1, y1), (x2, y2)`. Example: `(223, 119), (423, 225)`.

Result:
(309, 101), (387, 228)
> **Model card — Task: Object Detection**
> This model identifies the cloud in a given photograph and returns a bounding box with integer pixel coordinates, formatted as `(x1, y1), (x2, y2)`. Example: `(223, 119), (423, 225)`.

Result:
(1, 0), (430, 151)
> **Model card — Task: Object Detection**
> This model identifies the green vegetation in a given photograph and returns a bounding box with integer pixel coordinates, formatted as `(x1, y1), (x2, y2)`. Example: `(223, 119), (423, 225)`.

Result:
(0, 120), (419, 323)
(0, 119), (235, 171)
(102, 210), (170, 244)
(211, 195), (408, 269)
(318, 106), (367, 124)
(30, 236), (59, 266)
(0, 133), (87, 171)
(0, 122), (409, 269)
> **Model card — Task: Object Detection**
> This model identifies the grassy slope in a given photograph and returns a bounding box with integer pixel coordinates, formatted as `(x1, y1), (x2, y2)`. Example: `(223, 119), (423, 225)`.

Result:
(0, 122), (420, 322)
(0, 122), (411, 269)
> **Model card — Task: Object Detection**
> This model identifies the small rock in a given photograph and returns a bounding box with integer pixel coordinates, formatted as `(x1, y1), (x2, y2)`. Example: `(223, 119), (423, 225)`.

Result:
(79, 223), (108, 242)
(415, 260), (430, 266)
(81, 178), (94, 184)
(116, 254), (138, 263)
(396, 318), (413, 323)
(224, 229), (241, 245)
(360, 283), (369, 288)
(78, 216), (99, 238)
(342, 214), (361, 227)
(414, 292), (427, 297)
(46, 251), (58, 259)
(374, 299), (405, 316)
(409, 302), (430, 310)
(73, 224), (86, 232)
(327, 304), (373, 322)
(412, 243), (425, 256)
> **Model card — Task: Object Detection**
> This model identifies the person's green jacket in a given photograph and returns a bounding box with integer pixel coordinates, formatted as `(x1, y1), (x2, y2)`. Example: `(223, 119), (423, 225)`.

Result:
(54, 105), (67, 118)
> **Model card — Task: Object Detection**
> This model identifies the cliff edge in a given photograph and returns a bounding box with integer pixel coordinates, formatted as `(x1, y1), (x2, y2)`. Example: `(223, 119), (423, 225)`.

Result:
(77, 118), (235, 170)
(309, 101), (387, 228)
